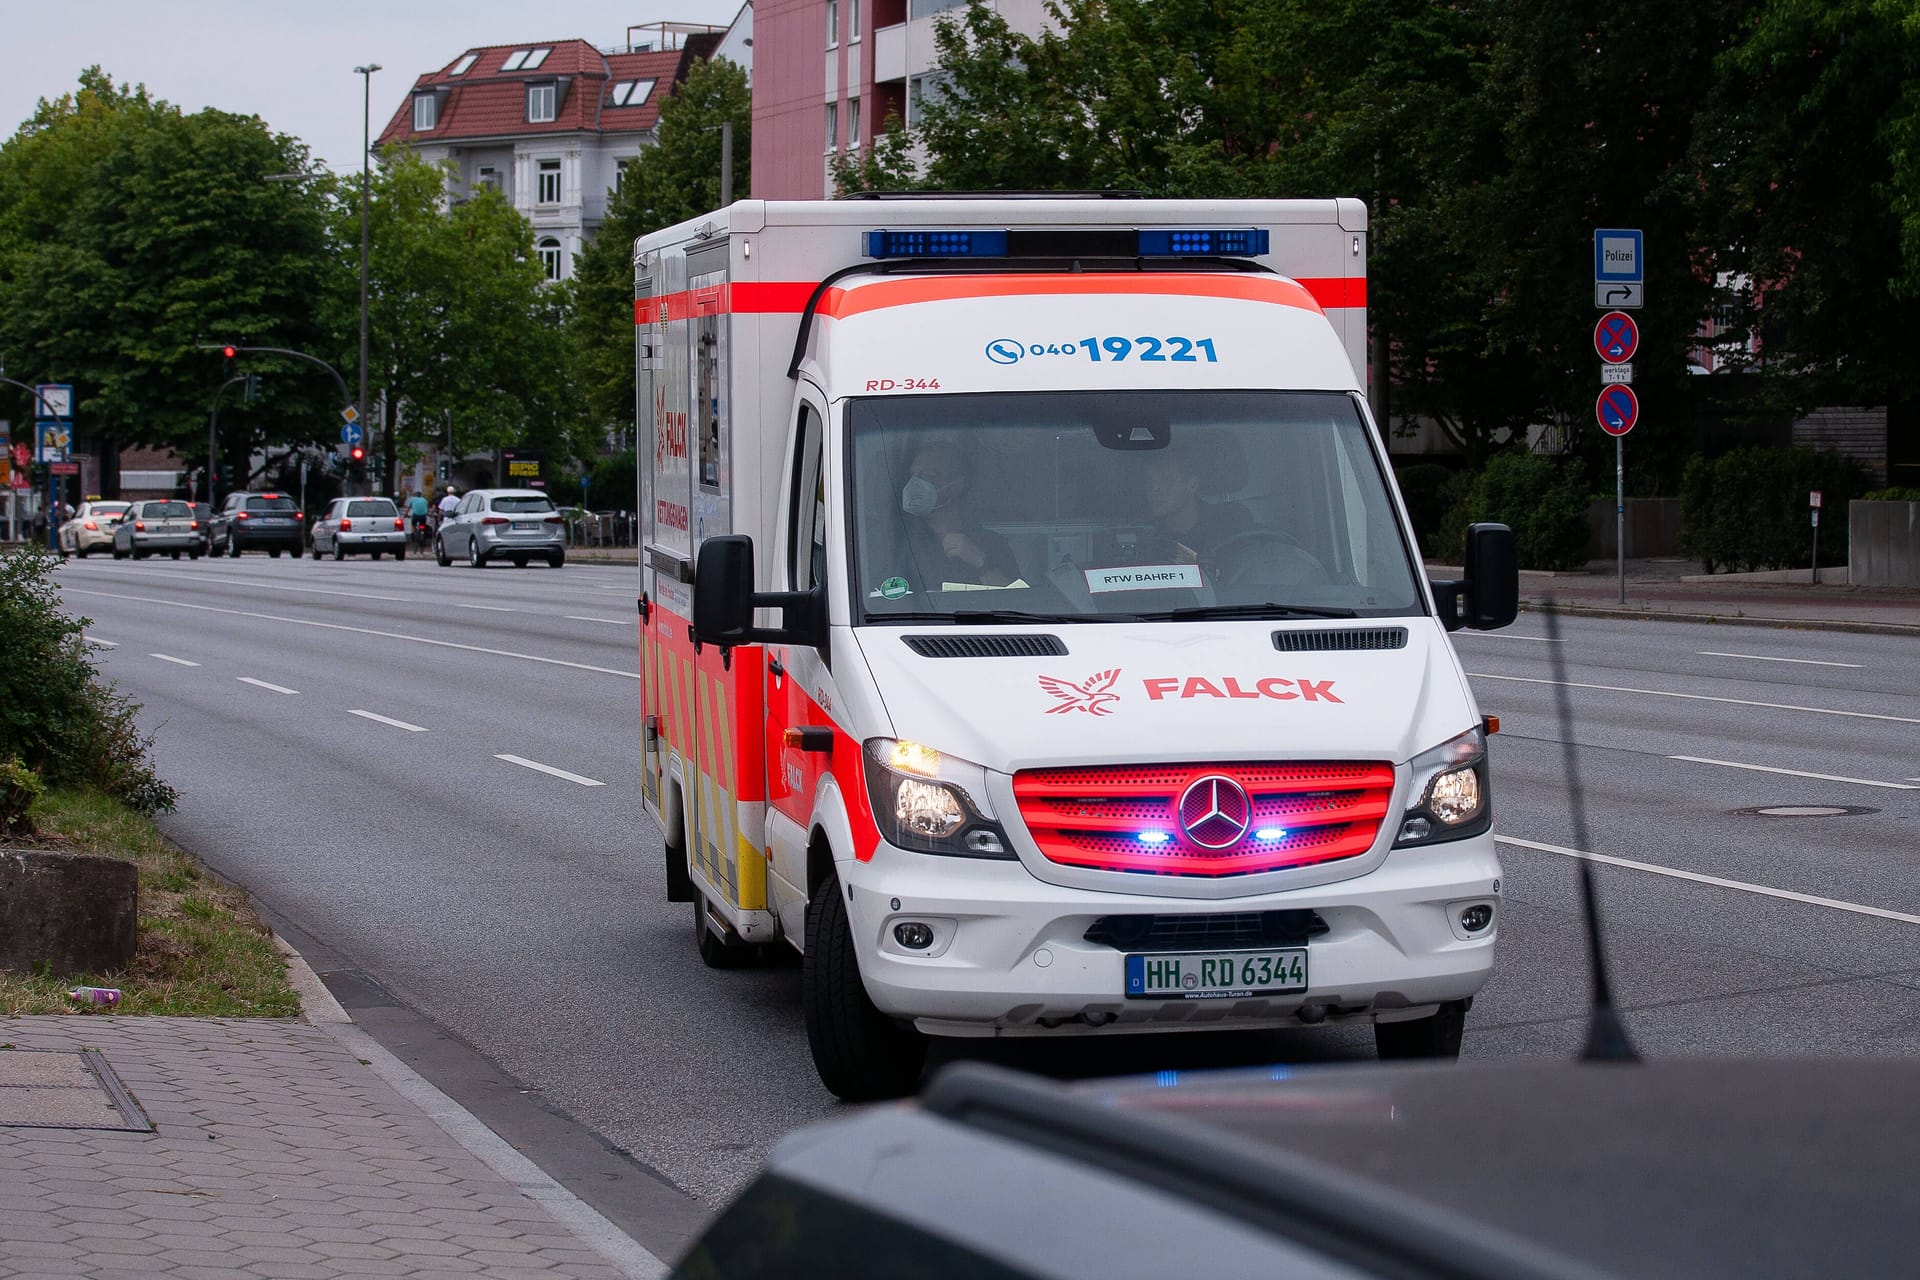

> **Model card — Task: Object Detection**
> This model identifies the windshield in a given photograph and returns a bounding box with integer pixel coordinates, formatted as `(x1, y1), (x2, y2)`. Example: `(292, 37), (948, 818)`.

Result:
(147, 501), (193, 518)
(347, 500), (396, 516)
(492, 495), (555, 514)
(245, 496), (296, 512)
(847, 391), (1422, 623)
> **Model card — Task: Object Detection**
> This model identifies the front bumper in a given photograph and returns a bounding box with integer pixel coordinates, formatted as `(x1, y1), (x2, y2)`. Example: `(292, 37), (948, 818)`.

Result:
(844, 835), (1500, 1036)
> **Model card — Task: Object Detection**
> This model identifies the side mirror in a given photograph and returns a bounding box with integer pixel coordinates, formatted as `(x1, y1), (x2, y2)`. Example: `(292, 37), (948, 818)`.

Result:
(1430, 523), (1518, 631)
(692, 534), (828, 651)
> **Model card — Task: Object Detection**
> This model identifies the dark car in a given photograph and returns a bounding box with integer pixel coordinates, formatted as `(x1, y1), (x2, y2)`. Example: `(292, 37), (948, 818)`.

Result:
(188, 502), (213, 556)
(212, 491), (303, 557)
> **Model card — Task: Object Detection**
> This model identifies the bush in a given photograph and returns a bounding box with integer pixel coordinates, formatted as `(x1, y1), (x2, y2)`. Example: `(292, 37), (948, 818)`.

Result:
(1862, 487), (1920, 502)
(1680, 446), (1871, 573)
(1451, 452), (1592, 570)
(0, 757), (43, 839)
(0, 548), (176, 814)
(587, 450), (638, 512)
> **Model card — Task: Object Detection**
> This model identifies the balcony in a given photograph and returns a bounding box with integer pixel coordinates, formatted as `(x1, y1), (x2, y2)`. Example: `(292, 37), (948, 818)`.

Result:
(874, 22), (906, 84)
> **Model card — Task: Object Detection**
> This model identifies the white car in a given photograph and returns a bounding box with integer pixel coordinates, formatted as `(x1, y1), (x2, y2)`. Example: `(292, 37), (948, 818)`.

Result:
(311, 497), (407, 560)
(58, 501), (131, 556)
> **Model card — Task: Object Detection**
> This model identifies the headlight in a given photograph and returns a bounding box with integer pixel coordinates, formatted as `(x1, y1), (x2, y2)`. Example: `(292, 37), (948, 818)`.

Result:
(1394, 727), (1491, 847)
(862, 739), (1013, 858)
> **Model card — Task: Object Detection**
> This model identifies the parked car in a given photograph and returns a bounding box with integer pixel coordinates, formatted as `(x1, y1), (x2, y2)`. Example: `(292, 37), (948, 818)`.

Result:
(311, 497), (408, 560)
(434, 488), (566, 568)
(110, 500), (202, 560)
(57, 501), (131, 557)
(212, 491), (302, 557)
(188, 502), (213, 556)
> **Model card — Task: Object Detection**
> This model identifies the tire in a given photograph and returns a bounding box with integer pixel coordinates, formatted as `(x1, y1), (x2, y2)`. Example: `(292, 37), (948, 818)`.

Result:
(269, 549), (282, 559)
(512, 555), (528, 568)
(170, 551), (181, 560)
(133, 549), (149, 560)
(1374, 999), (1470, 1061)
(394, 547), (405, 561)
(333, 542), (345, 562)
(228, 539), (241, 558)
(548, 550), (565, 569)
(435, 537), (451, 568)
(695, 894), (761, 969)
(371, 550), (383, 561)
(189, 550), (201, 560)
(113, 546), (128, 560)
(468, 539), (484, 569)
(310, 544), (322, 560)
(802, 869), (928, 1101)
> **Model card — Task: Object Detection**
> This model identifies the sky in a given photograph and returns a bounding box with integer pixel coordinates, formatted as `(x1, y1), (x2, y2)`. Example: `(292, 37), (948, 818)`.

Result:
(1, 0), (745, 173)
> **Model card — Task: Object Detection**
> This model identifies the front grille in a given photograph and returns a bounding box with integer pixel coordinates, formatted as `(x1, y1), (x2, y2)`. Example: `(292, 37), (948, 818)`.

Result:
(902, 633), (1067, 658)
(1272, 627), (1409, 652)
(1011, 761), (1395, 877)
(1085, 910), (1328, 952)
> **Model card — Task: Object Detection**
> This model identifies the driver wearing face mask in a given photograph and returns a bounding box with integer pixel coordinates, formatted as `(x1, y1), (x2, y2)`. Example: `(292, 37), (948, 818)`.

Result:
(899, 441), (1020, 589)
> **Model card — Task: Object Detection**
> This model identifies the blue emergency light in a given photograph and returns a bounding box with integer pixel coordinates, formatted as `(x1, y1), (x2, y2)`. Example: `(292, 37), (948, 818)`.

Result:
(862, 227), (1270, 259)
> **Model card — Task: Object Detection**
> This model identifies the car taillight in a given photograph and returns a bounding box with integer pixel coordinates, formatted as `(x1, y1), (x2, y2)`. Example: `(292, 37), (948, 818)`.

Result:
(544, 515), (564, 524)
(84, 520), (98, 530)
(481, 516), (509, 525)
(393, 517), (405, 530)
(339, 517), (352, 531)
(135, 521), (146, 531)
(236, 511), (250, 520)
(189, 520), (199, 530)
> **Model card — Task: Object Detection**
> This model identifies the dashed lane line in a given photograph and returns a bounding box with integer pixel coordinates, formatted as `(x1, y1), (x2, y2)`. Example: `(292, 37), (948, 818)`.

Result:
(1466, 672), (1920, 725)
(564, 615), (630, 625)
(495, 754), (605, 787)
(1497, 836), (1920, 927)
(237, 677), (299, 695)
(69, 563), (407, 603)
(1455, 632), (1567, 643)
(85, 635), (117, 647)
(349, 710), (428, 732)
(1697, 650), (1864, 669)
(64, 588), (638, 681)
(453, 603), (515, 612)
(1667, 755), (1919, 791)
(150, 653), (200, 667)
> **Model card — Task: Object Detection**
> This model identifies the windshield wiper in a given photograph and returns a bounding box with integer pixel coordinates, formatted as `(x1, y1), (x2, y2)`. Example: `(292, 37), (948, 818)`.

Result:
(1147, 602), (1360, 621)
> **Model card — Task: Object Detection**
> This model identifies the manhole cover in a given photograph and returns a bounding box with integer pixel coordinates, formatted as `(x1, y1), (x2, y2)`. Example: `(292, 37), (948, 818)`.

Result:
(1731, 805), (1877, 818)
(0, 1049), (152, 1131)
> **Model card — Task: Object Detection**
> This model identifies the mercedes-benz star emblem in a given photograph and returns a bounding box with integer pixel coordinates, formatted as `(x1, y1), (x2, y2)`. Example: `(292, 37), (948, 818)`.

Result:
(1178, 775), (1252, 849)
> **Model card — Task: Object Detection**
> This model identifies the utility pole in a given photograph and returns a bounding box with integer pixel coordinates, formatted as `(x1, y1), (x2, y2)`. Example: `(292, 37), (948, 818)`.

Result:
(354, 62), (382, 498)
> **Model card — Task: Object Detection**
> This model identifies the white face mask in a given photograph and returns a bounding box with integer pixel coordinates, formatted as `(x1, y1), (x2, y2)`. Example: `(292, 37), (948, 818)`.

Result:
(901, 475), (952, 517)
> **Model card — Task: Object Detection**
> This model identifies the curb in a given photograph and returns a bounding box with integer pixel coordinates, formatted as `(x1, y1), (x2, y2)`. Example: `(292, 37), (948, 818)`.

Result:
(271, 934), (669, 1279)
(1521, 600), (1920, 637)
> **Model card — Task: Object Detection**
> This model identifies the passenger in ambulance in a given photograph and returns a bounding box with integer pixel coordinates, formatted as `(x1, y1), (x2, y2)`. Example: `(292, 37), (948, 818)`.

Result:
(898, 440), (1022, 588)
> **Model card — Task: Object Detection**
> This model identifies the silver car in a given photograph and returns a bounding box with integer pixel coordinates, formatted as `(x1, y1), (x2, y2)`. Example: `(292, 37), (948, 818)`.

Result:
(434, 488), (565, 568)
(311, 497), (408, 560)
(111, 500), (202, 560)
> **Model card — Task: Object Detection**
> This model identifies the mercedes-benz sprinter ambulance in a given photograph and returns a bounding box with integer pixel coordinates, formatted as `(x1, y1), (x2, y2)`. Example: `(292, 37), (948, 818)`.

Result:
(636, 198), (1518, 1100)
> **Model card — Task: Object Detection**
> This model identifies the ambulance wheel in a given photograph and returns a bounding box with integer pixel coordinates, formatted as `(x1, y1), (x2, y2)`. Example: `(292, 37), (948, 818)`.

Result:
(1374, 999), (1469, 1061)
(694, 894), (760, 969)
(803, 869), (927, 1101)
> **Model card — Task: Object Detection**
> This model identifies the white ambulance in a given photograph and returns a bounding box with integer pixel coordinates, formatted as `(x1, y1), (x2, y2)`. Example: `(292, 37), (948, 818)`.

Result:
(635, 197), (1518, 1100)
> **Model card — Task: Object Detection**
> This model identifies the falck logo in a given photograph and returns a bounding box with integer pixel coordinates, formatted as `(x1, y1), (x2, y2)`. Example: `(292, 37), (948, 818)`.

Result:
(1179, 775), (1253, 849)
(1037, 669), (1122, 717)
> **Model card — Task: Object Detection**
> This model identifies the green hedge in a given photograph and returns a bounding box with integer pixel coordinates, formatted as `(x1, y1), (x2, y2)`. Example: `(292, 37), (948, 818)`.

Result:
(1680, 446), (1871, 573)
(1437, 452), (1591, 571)
(1862, 487), (1920, 502)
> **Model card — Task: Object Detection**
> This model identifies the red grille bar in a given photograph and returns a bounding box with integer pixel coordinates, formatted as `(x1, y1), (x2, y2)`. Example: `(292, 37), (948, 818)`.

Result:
(1012, 761), (1396, 877)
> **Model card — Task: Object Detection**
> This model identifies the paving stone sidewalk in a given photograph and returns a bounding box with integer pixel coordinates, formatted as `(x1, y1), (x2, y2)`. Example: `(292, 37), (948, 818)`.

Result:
(0, 1017), (636, 1279)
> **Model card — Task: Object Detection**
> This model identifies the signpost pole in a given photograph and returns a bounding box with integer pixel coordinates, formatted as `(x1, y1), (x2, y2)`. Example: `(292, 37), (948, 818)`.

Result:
(1616, 437), (1626, 605)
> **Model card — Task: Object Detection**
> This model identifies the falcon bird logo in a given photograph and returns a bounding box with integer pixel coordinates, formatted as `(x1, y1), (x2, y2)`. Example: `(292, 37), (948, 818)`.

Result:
(1038, 669), (1122, 717)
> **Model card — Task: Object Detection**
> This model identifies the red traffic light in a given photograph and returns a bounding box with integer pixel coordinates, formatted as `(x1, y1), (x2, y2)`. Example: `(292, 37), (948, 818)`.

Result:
(349, 445), (366, 462)
(222, 345), (237, 359)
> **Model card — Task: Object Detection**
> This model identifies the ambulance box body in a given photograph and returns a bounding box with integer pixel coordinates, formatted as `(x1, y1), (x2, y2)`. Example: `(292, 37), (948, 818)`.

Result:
(636, 198), (1518, 1099)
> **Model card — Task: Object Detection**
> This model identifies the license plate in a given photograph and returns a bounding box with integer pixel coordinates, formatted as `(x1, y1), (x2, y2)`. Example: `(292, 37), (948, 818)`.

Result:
(259, 517), (290, 525)
(512, 520), (539, 531)
(1124, 949), (1308, 1000)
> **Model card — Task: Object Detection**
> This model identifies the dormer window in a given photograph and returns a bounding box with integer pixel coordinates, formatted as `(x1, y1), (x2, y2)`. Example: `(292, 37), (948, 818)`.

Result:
(527, 83), (556, 123)
(501, 46), (552, 72)
(608, 79), (656, 107)
(412, 94), (437, 131)
(523, 47), (551, 70)
(448, 53), (478, 76)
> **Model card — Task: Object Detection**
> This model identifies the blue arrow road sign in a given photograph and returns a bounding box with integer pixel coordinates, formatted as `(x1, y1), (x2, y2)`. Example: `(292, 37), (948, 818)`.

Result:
(340, 422), (364, 445)
(1594, 228), (1644, 282)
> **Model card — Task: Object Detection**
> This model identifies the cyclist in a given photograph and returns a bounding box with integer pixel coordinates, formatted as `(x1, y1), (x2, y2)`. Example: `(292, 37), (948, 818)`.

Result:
(406, 491), (431, 546)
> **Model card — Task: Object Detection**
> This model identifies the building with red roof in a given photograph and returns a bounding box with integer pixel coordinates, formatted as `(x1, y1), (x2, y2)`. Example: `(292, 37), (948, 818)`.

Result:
(376, 25), (723, 282)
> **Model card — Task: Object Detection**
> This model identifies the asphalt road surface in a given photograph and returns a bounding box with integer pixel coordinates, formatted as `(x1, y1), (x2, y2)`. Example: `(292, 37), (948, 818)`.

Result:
(54, 553), (1920, 1251)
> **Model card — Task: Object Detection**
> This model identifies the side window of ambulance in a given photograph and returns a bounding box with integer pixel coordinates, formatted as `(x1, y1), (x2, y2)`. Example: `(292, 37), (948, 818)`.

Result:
(788, 405), (824, 591)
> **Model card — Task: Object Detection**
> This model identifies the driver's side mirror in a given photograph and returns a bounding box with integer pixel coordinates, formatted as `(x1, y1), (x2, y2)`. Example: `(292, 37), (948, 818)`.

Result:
(692, 535), (826, 651)
(1431, 523), (1518, 632)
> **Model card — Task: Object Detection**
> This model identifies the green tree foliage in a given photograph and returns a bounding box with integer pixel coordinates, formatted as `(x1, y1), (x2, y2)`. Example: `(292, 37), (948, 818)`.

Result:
(0, 70), (344, 485)
(341, 149), (578, 482)
(1680, 445), (1869, 572)
(572, 58), (750, 440)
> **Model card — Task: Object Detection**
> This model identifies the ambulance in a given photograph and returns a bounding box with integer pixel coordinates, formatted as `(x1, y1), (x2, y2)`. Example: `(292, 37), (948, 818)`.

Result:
(635, 197), (1518, 1100)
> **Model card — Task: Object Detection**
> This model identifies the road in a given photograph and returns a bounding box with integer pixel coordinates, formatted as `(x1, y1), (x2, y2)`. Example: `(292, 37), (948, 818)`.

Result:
(53, 553), (1920, 1256)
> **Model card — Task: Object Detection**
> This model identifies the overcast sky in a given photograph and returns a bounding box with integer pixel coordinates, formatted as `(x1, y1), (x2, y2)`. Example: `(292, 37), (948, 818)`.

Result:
(2, 0), (745, 173)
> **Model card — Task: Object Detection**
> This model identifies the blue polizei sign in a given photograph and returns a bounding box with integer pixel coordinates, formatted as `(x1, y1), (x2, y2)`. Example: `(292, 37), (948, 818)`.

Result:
(1594, 229), (1644, 282)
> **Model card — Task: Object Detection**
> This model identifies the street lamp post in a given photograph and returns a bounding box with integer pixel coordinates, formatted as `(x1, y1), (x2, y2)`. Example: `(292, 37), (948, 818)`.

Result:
(354, 62), (381, 496)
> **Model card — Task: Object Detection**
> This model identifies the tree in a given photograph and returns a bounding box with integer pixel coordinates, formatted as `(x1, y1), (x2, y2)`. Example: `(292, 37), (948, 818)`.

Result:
(0, 69), (345, 493)
(571, 57), (750, 439)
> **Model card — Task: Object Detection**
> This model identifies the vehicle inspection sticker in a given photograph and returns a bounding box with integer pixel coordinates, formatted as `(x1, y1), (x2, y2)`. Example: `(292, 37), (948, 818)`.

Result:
(1085, 563), (1204, 593)
(878, 576), (912, 599)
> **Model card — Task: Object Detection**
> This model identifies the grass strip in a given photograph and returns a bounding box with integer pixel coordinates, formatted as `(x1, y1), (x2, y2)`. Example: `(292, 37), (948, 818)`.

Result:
(1, 786), (299, 1018)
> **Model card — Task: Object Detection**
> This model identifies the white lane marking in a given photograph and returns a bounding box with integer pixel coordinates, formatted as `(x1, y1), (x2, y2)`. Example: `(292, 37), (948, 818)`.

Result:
(237, 677), (298, 695)
(75, 564), (407, 603)
(66, 588), (639, 681)
(349, 709), (428, 732)
(85, 635), (117, 647)
(150, 653), (200, 667)
(495, 754), (604, 787)
(1497, 836), (1920, 927)
(1667, 755), (1919, 791)
(1696, 650), (1864, 669)
(1466, 672), (1920, 725)
(564, 615), (630, 625)
(1457, 632), (1567, 643)
(454, 603), (515, 612)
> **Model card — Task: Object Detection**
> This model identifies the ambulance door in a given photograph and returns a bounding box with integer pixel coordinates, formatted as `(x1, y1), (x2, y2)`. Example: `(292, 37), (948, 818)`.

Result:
(764, 397), (830, 940)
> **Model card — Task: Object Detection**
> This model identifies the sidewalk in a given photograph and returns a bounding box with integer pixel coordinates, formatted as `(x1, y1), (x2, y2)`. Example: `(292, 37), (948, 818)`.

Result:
(0, 996), (668, 1277)
(1434, 558), (1920, 634)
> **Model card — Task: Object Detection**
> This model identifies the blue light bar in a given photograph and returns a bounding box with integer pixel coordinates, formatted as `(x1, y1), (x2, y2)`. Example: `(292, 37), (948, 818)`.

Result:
(1137, 228), (1269, 257)
(865, 229), (1009, 258)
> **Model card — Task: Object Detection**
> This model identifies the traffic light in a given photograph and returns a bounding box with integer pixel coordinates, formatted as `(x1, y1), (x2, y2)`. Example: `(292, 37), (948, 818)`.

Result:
(244, 374), (260, 403)
(348, 444), (366, 465)
(222, 344), (237, 381)
(437, 459), (450, 482)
